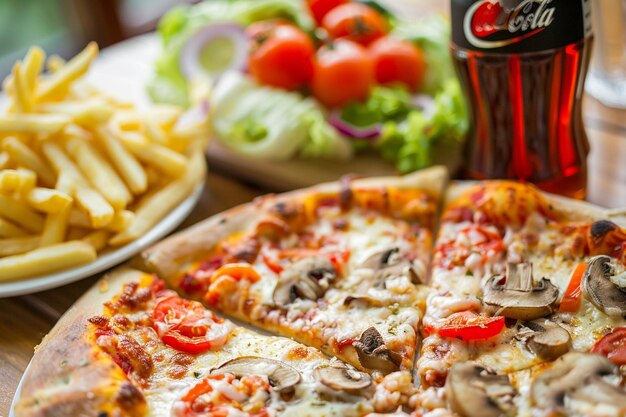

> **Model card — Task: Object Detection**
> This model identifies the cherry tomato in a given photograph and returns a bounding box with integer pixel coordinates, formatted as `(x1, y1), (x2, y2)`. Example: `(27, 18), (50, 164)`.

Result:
(247, 23), (315, 90)
(592, 327), (626, 366)
(369, 36), (426, 91)
(558, 262), (587, 313)
(311, 39), (374, 108)
(153, 296), (231, 354)
(322, 3), (388, 45)
(307, 0), (350, 25)
(425, 311), (505, 341)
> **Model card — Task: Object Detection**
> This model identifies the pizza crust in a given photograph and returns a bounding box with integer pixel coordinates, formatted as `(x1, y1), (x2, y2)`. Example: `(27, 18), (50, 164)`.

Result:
(14, 268), (149, 417)
(142, 166), (449, 281)
(445, 181), (626, 225)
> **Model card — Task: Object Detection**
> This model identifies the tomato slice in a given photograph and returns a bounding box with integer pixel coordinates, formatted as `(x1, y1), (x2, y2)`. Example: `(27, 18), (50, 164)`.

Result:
(153, 296), (231, 354)
(592, 327), (626, 366)
(425, 311), (505, 341)
(559, 262), (587, 313)
(175, 374), (270, 417)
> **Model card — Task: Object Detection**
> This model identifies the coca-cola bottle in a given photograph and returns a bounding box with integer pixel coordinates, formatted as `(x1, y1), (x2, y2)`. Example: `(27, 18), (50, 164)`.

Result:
(451, 0), (593, 198)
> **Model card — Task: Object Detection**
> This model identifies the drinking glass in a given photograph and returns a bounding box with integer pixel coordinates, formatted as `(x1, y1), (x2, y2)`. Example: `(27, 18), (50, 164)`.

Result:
(586, 0), (626, 108)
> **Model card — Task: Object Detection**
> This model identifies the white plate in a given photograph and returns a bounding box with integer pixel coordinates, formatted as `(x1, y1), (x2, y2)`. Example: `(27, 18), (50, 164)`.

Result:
(9, 361), (28, 417)
(0, 182), (203, 298)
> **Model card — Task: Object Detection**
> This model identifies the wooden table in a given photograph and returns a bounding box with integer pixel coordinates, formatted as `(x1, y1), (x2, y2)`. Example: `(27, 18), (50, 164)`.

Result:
(2, 5), (626, 416)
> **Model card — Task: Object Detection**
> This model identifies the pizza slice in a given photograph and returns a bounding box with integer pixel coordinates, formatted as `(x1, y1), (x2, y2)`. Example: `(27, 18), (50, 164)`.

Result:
(15, 267), (419, 417)
(143, 167), (448, 375)
(412, 181), (626, 417)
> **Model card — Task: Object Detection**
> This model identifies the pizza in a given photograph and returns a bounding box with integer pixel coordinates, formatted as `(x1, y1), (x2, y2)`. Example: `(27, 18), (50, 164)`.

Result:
(413, 181), (626, 417)
(142, 167), (447, 375)
(13, 172), (626, 417)
(15, 268), (418, 417)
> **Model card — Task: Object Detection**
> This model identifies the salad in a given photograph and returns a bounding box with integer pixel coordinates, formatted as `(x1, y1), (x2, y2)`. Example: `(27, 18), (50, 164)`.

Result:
(148, 0), (468, 173)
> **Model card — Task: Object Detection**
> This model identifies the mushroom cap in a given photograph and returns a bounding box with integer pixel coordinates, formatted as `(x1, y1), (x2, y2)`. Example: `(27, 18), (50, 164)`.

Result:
(483, 263), (559, 320)
(531, 352), (626, 414)
(273, 257), (336, 307)
(354, 327), (402, 374)
(523, 319), (571, 360)
(210, 356), (301, 392)
(582, 255), (626, 317)
(445, 362), (516, 417)
(314, 361), (372, 392)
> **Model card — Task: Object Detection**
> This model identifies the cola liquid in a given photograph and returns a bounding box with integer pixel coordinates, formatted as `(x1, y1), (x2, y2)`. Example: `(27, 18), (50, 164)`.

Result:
(451, 0), (593, 199)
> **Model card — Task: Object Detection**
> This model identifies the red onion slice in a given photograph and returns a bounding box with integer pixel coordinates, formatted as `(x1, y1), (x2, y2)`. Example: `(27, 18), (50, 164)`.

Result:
(180, 23), (249, 81)
(328, 111), (382, 140)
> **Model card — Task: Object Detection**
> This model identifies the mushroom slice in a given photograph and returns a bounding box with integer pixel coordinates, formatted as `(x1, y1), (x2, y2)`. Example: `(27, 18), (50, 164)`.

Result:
(445, 362), (516, 417)
(343, 295), (386, 308)
(531, 352), (626, 414)
(582, 255), (626, 317)
(483, 262), (559, 320)
(273, 257), (336, 307)
(314, 361), (372, 392)
(523, 319), (571, 360)
(361, 247), (424, 286)
(354, 327), (402, 374)
(210, 356), (301, 392)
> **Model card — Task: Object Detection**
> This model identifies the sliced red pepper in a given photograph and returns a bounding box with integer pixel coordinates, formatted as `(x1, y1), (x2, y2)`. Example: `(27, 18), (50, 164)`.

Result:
(425, 311), (505, 341)
(210, 263), (262, 284)
(559, 262), (587, 313)
(592, 327), (626, 366)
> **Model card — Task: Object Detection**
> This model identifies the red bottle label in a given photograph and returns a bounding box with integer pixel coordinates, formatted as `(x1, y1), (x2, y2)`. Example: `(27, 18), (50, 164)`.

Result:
(452, 0), (593, 53)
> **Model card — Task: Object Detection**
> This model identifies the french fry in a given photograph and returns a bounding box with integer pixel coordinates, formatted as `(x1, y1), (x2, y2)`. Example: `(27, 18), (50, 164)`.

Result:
(110, 151), (205, 246)
(81, 230), (110, 252)
(41, 141), (85, 181)
(69, 208), (134, 233)
(36, 42), (98, 102)
(0, 194), (44, 233)
(38, 99), (114, 125)
(67, 227), (89, 241)
(11, 62), (33, 113)
(27, 187), (72, 214)
(0, 241), (96, 282)
(0, 236), (40, 257)
(74, 186), (114, 228)
(0, 152), (10, 170)
(109, 111), (142, 132)
(41, 142), (114, 227)
(95, 126), (147, 194)
(2, 137), (56, 186)
(107, 210), (135, 233)
(0, 217), (27, 238)
(55, 171), (76, 195)
(116, 131), (188, 177)
(65, 135), (132, 209)
(0, 114), (71, 135)
(40, 208), (69, 247)
(144, 117), (169, 145)
(22, 46), (45, 91)
(46, 54), (66, 73)
(149, 105), (181, 129)
(0, 168), (37, 194)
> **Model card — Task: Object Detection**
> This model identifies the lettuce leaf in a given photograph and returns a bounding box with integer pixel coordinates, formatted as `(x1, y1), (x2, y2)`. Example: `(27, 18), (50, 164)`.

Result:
(376, 79), (468, 173)
(211, 72), (352, 160)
